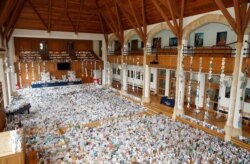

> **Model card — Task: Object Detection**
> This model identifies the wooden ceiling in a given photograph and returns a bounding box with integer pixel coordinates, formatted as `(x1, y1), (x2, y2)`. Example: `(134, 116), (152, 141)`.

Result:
(0, 0), (241, 42)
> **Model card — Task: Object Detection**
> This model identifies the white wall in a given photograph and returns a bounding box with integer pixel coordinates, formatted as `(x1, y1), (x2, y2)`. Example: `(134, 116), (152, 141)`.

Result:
(188, 23), (236, 47)
(93, 40), (100, 56)
(127, 65), (143, 86)
(152, 30), (176, 47)
(127, 35), (142, 50)
(150, 67), (157, 93)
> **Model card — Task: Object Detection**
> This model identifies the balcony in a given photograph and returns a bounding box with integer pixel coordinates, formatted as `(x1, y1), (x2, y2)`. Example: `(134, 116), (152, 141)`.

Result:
(146, 55), (177, 69)
(183, 56), (235, 74)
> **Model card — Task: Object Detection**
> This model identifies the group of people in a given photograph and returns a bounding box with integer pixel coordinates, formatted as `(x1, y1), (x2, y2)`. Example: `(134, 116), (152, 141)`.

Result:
(5, 84), (249, 163)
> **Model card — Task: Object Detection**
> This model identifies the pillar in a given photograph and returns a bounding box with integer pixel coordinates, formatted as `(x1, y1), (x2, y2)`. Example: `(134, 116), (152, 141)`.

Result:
(173, 43), (185, 119)
(142, 44), (151, 103)
(102, 39), (108, 86)
(121, 44), (128, 94)
(165, 69), (170, 96)
(224, 42), (243, 140)
(8, 37), (17, 94)
(0, 53), (9, 107)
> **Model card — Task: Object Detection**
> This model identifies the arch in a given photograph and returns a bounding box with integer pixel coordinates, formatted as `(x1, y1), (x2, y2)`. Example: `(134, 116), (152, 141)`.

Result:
(147, 22), (171, 43)
(108, 34), (117, 47)
(183, 14), (230, 40)
(124, 29), (138, 45)
(245, 26), (250, 35)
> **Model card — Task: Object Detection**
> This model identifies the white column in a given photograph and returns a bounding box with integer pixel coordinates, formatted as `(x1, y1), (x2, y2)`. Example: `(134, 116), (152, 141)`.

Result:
(199, 73), (206, 108)
(165, 69), (170, 96)
(102, 39), (108, 85)
(233, 35), (249, 131)
(173, 41), (186, 118)
(8, 37), (16, 93)
(121, 44), (127, 93)
(142, 45), (151, 103)
(0, 54), (8, 107)
(93, 40), (100, 56)
(225, 42), (243, 139)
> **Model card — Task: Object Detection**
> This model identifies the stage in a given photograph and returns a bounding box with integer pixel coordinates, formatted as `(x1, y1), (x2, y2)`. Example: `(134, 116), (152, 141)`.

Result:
(31, 80), (82, 88)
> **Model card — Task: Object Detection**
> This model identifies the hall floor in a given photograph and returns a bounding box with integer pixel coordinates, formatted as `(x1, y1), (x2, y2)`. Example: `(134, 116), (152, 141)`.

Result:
(147, 94), (250, 138)
(5, 84), (250, 163)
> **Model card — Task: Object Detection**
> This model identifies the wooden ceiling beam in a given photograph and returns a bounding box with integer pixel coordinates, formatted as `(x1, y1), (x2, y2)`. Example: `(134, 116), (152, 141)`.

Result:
(171, 0), (180, 18)
(65, 0), (76, 32)
(76, 0), (84, 34)
(3, 0), (26, 42)
(166, 0), (179, 32)
(104, 3), (119, 33)
(51, 0), (67, 29)
(101, 13), (122, 43)
(152, 0), (178, 37)
(179, 0), (185, 41)
(0, 0), (17, 27)
(28, 0), (48, 30)
(142, 0), (147, 43)
(117, 3), (145, 42)
(48, 0), (52, 32)
(98, 14), (109, 46)
(128, 0), (144, 36)
(242, 5), (250, 33)
(96, 0), (109, 46)
(240, 0), (248, 19)
(214, 0), (237, 33)
(115, 1), (124, 43)
(233, 0), (242, 34)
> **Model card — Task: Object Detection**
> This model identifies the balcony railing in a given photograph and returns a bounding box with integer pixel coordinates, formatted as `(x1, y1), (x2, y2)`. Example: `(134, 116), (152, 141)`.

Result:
(183, 45), (236, 57)
(147, 47), (178, 55)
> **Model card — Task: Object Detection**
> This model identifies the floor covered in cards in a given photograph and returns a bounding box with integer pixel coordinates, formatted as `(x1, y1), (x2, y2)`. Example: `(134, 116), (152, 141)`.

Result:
(4, 84), (250, 163)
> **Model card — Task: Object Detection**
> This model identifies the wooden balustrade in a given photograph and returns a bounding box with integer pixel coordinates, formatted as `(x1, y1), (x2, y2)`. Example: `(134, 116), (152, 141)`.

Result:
(242, 57), (250, 77)
(123, 55), (143, 66)
(146, 55), (177, 69)
(107, 55), (123, 64)
(183, 46), (235, 57)
(183, 56), (234, 74)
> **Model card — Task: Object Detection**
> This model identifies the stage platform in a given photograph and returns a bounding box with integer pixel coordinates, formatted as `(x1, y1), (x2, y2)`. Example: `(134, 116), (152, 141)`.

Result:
(31, 80), (82, 88)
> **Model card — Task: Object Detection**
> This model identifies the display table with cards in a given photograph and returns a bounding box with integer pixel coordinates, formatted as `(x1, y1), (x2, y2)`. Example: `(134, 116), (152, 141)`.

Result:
(0, 130), (25, 164)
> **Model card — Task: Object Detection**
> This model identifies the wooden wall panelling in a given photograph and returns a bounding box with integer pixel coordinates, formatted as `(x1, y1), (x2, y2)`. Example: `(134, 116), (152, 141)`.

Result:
(74, 40), (93, 50)
(47, 39), (67, 51)
(107, 55), (122, 64)
(146, 55), (177, 69)
(15, 61), (104, 87)
(242, 58), (250, 77)
(14, 38), (40, 50)
(183, 56), (234, 74)
(123, 55), (143, 66)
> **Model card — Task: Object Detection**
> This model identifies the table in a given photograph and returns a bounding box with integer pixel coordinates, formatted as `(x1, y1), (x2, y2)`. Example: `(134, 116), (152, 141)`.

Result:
(160, 96), (175, 108)
(0, 130), (25, 164)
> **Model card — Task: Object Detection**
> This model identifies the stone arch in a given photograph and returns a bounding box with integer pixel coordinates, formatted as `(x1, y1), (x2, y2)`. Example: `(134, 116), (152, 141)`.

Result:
(108, 34), (117, 47)
(124, 29), (138, 45)
(183, 14), (230, 40)
(245, 26), (250, 35)
(147, 22), (171, 43)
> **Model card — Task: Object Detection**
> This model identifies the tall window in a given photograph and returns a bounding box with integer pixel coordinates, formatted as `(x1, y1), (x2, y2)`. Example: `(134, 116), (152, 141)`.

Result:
(158, 69), (166, 96)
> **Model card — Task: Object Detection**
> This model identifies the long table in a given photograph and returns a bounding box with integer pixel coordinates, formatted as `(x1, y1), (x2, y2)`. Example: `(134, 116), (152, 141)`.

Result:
(31, 80), (82, 88)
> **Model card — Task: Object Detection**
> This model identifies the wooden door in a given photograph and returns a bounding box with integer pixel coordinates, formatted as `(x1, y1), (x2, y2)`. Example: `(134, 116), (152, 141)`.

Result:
(131, 39), (138, 51)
